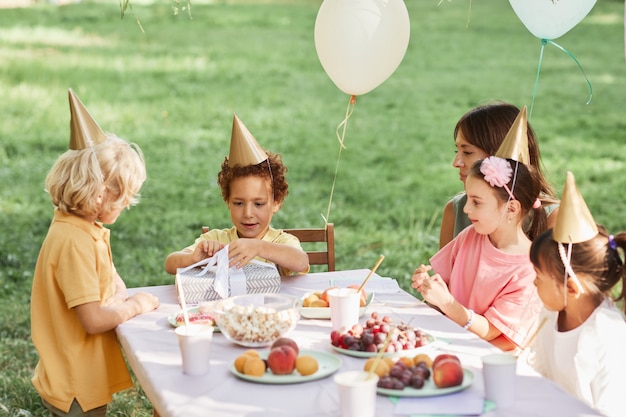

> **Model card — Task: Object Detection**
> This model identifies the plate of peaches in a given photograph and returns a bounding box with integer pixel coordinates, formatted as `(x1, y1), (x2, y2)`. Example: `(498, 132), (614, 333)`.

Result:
(229, 338), (342, 384)
(369, 353), (474, 397)
(300, 286), (373, 319)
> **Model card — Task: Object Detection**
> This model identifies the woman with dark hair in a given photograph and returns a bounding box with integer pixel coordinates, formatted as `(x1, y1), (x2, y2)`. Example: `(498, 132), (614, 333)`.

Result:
(440, 101), (558, 248)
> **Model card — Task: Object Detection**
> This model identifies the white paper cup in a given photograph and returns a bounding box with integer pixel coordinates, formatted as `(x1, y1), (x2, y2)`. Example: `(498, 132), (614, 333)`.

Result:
(175, 324), (214, 376)
(482, 353), (517, 408)
(334, 371), (378, 417)
(328, 288), (361, 332)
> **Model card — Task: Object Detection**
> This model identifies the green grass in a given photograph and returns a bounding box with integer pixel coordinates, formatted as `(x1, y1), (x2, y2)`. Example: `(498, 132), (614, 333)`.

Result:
(1, 0), (625, 415)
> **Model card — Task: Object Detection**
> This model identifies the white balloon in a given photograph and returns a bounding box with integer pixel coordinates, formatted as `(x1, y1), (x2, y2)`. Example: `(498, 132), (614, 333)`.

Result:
(509, 0), (597, 40)
(314, 0), (410, 96)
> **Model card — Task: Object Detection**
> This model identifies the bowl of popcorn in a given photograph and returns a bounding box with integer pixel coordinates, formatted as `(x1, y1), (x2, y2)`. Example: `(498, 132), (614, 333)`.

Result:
(213, 293), (301, 347)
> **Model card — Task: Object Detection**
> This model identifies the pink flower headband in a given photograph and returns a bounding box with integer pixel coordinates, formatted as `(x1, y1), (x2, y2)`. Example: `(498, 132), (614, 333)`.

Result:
(480, 156), (516, 200)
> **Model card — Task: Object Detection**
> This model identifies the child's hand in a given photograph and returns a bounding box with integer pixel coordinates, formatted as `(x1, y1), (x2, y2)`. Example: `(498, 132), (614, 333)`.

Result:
(415, 273), (453, 309)
(129, 292), (160, 314)
(227, 238), (261, 268)
(411, 264), (432, 292)
(192, 240), (224, 262)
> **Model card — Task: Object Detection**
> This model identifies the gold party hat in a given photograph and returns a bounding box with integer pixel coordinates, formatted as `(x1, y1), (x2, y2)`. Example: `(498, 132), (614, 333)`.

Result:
(495, 105), (530, 164)
(68, 89), (107, 150)
(553, 171), (598, 244)
(228, 114), (268, 167)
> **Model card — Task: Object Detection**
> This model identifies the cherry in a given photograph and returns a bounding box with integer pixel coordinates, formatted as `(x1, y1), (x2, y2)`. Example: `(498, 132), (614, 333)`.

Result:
(329, 311), (432, 355)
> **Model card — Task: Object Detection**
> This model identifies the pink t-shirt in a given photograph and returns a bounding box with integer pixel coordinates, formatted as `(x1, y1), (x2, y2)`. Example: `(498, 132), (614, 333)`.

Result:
(430, 226), (540, 346)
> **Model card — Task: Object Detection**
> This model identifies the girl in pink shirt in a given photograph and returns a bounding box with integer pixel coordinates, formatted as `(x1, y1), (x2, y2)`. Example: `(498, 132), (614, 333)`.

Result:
(412, 156), (546, 351)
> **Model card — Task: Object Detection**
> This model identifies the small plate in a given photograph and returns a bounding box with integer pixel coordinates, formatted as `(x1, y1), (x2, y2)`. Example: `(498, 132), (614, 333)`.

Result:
(229, 349), (342, 384)
(167, 307), (220, 332)
(330, 332), (435, 358)
(300, 292), (374, 319)
(376, 369), (474, 397)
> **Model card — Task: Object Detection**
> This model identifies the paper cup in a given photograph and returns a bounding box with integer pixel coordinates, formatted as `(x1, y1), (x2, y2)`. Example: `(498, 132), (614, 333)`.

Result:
(335, 371), (378, 417)
(482, 353), (517, 408)
(328, 288), (361, 332)
(175, 324), (214, 376)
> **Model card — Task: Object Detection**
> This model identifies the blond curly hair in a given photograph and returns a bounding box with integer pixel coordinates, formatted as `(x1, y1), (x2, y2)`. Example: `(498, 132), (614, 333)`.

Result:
(45, 135), (146, 218)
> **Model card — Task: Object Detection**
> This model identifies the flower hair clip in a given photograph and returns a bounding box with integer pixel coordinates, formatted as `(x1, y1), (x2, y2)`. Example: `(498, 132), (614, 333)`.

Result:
(480, 156), (516, 200)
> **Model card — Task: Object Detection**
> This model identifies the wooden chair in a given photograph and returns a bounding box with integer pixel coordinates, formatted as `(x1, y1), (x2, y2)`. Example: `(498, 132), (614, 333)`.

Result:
(200, 223), (335, 272)
(284, 223), (335, 272)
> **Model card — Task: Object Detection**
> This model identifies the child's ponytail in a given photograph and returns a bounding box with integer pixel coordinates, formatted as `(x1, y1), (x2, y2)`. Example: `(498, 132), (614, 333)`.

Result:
(526, 200), (548, 241)
(607, 232), (626, 314)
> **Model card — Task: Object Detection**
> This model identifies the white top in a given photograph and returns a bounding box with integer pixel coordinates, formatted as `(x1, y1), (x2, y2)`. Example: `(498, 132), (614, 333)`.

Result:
(528, 300), (626, 417)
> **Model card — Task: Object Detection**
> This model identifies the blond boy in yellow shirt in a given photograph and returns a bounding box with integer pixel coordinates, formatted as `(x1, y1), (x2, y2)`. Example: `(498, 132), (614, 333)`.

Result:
(31, 90), (159, 416)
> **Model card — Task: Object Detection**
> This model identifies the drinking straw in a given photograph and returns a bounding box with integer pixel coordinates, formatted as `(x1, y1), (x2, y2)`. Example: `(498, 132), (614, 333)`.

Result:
(175, 272), (191, 331)
(367, 331), (392, 380)
(357, 254), (385, 293)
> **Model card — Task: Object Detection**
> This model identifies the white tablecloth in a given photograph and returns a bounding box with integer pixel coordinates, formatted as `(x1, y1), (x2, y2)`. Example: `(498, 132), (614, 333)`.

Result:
(117, 270), (602, 417)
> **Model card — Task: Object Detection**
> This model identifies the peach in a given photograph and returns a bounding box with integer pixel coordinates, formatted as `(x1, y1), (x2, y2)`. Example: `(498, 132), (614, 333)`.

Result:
(432, 353), (460, 369)
(243, 357), (266, 377)
(302, 293), (319, 307)
(363, 357), (391, 377)
(432, 355), (464, 388)
(397, 356), (414, 368)
(295, 355), (319, 376)
(267, 345), (297, 375)
(310, 299), (330, 308)
(320, 286), (338, 303)
(383, 357), (395, 369)
(234, 350), (260, 373)
(271, 337), (299, 356)
(347, 284), (368, 307)
(413, 353), (433, 368)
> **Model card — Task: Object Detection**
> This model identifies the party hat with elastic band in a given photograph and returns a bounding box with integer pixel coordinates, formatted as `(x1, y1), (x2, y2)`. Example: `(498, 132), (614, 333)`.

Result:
(553, 171), (598, 244)
(495, 105), (530, 165)
(553, 171), (598, 295)
(228, 114), (268, 167)
(68, 88), (107, 150)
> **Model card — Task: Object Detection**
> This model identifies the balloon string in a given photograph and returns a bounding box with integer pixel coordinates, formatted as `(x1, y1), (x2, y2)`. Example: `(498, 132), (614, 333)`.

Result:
(465, 0), (472, 30)
(545, 39), (592, 105)
(323, 95), (356, 224)
(437, 0), (472, 29)
(529, 41), (546, 121)
(530, 38), (593, 120)
(335, 95), (356, 149)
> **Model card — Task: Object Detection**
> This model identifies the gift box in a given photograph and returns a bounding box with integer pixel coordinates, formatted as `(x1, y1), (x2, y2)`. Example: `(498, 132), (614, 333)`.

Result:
(176, 261), (281, 305)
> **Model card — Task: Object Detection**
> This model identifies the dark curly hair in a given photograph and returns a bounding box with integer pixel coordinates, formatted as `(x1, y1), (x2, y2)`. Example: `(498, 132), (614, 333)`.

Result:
(217, 151), (289, 204)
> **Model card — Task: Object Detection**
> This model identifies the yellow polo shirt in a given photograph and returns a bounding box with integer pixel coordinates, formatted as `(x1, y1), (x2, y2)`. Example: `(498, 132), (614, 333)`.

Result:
(31, 210), (132, 413)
